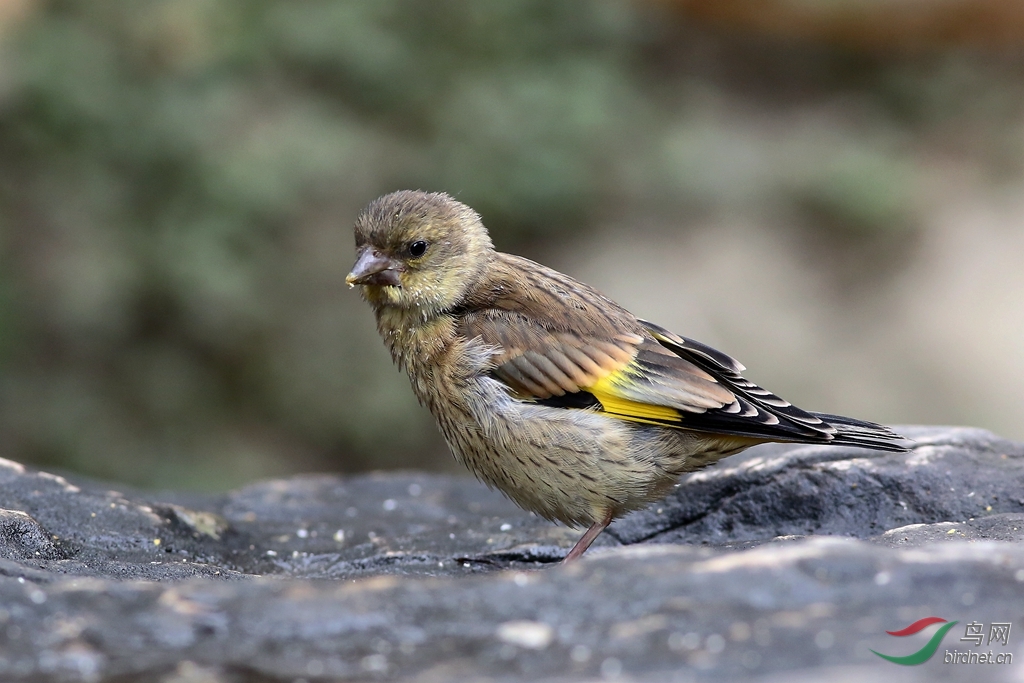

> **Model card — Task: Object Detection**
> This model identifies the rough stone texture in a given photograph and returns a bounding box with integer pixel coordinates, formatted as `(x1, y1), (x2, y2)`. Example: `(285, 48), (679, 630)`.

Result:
(0, 426), (1022, 681)
(611, 425), (1024, 548)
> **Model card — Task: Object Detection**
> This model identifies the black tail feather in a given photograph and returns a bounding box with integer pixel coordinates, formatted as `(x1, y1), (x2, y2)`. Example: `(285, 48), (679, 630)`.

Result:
(810, 412), (912, 452)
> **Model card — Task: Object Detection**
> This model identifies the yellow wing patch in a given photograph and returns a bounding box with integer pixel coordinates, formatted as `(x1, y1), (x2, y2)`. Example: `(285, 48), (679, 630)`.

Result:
(588, 368), (679, 424)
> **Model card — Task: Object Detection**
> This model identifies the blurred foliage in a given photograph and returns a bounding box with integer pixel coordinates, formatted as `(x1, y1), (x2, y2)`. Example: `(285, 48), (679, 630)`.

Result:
(0, 0), (1021, 490)
(0, 0), (655, 488)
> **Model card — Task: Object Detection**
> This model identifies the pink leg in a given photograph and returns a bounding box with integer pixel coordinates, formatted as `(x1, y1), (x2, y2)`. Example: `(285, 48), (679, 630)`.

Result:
(562, 511), (614, 563)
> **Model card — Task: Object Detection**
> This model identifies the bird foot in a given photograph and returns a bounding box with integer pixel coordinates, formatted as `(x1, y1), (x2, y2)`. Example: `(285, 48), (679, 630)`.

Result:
(562, 512), (613, 563)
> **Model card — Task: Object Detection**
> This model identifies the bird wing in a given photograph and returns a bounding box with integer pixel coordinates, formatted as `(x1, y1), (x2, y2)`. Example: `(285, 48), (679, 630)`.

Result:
(454, 255), (838, 442)
(636, 320), (838, 440)
(459, 308), (834, 441)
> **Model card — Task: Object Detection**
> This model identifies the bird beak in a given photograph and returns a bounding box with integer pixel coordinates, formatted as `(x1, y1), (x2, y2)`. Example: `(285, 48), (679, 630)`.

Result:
(346, 248), (404, 287)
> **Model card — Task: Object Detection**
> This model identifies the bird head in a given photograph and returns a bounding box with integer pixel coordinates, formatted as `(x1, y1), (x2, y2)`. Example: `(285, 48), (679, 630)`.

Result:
(348, 190), (494, 314)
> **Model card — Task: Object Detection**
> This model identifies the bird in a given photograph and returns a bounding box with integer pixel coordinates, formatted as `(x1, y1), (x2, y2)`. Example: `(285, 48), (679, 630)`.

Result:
(346, 190), (909, 562)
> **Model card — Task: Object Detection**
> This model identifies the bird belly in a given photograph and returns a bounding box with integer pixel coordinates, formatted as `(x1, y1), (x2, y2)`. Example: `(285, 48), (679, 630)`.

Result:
(401, 335), (757, 528)
(426, 374), (686, 527)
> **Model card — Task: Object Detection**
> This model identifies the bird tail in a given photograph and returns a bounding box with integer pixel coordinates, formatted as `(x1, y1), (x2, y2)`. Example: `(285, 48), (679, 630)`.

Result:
(811, 412), (911, 452)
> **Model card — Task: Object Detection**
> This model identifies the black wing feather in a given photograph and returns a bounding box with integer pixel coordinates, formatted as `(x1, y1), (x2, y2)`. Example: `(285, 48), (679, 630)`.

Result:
(639, 320), (910, 451)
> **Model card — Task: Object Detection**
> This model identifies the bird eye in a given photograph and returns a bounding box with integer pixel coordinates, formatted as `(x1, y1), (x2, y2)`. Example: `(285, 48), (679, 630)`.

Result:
(408, 240), (428, 257)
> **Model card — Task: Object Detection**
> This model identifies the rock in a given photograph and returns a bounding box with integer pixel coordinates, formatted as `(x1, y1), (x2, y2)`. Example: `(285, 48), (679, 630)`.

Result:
(610, 426), (1024, 548)
(2, 540), (1022, 682)
(0, 426), (1022, 682)
(877, 513), (1024, 546)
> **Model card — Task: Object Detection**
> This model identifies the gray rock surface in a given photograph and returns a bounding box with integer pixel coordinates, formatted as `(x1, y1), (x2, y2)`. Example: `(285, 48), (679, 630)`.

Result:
(0, 426), (1022, 681)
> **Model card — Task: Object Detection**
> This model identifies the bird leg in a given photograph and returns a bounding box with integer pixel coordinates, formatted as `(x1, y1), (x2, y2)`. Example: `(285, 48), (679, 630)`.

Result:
(562, 511), (614, 563)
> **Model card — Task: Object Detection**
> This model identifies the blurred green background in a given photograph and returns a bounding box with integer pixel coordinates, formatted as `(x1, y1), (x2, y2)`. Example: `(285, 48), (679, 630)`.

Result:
(2, 0), (1023, 491)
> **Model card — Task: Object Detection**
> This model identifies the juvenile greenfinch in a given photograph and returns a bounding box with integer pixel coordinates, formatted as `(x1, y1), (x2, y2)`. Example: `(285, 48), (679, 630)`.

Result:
(347, 190), (908, 561)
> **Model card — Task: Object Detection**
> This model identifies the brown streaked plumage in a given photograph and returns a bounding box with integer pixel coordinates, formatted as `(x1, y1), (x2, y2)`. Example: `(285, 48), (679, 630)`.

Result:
(347, 190), (910, 562)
